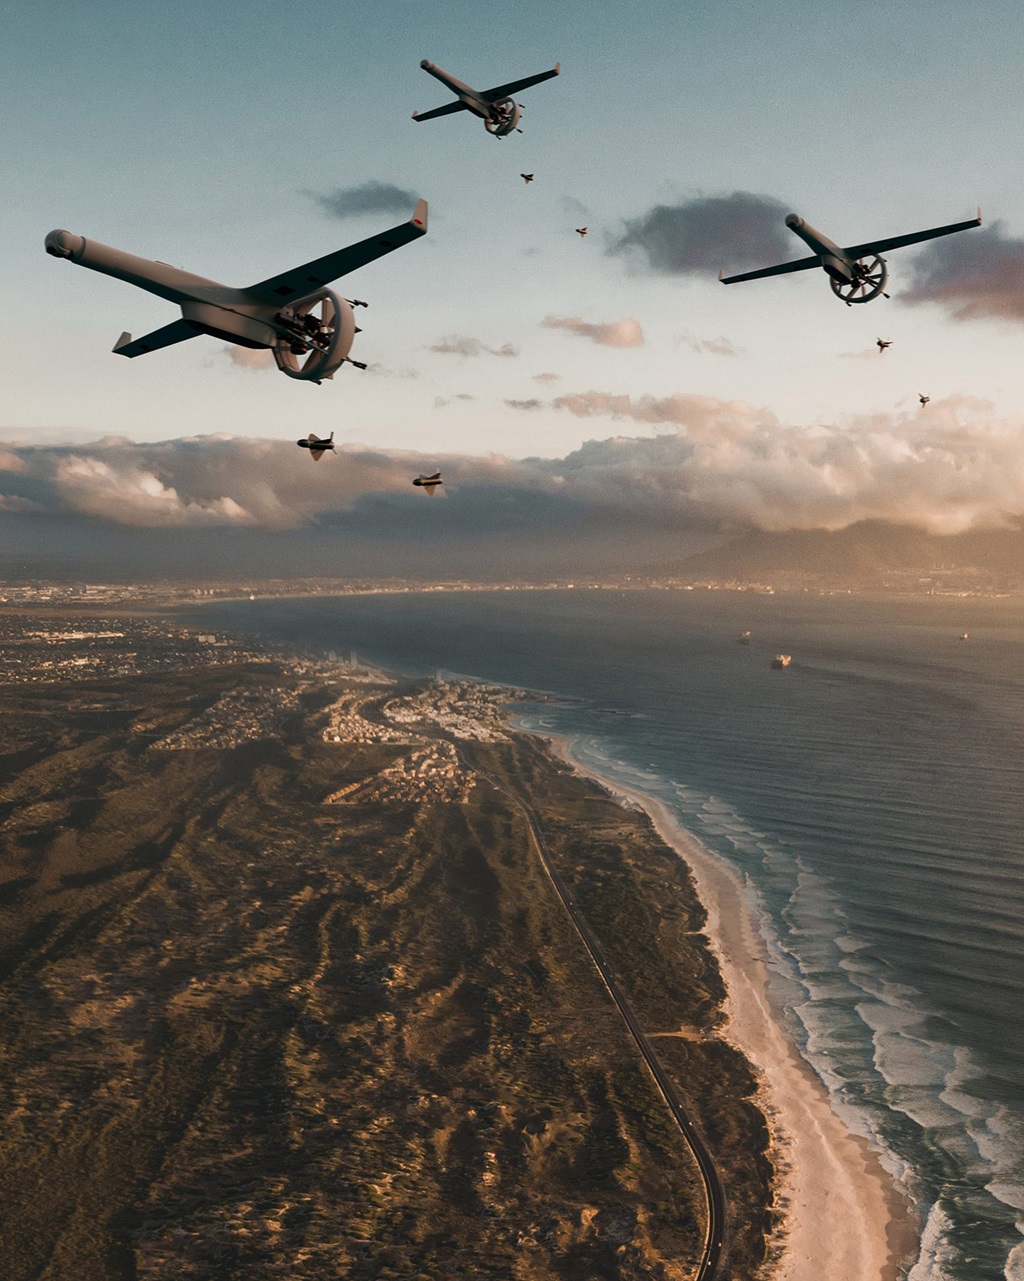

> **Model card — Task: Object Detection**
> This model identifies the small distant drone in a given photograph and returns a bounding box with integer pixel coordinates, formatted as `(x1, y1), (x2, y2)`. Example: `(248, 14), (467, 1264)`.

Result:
(412, 471), (443, 496)
(297, 432), (335, 460)
(576, 227), (587, 238)
(919, 393), (930, 406)
(877, 337), (893, 353)
(521, 173), (534, 184)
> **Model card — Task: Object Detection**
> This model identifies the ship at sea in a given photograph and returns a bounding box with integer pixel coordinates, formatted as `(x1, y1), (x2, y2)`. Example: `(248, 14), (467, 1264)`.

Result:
(770, 653), (791, 668)
(738, 630), (752, 644)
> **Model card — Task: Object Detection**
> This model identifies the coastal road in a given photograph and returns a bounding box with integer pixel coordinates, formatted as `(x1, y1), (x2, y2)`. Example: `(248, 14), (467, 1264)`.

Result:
(480, 771), (727, 1281)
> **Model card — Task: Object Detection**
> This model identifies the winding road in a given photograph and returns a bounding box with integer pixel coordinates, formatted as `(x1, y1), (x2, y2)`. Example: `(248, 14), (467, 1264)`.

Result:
(482, 772), (727, 1280)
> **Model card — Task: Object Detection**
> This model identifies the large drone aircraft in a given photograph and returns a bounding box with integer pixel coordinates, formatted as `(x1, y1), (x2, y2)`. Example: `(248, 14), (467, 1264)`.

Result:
(45, 201), (428, 384)
(413, 59), (559, 137)
(720, 209), (981, 305)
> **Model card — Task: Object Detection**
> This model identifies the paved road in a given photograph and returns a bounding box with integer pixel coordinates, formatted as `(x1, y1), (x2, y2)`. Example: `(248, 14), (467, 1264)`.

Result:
(484, 772), (727, 1281)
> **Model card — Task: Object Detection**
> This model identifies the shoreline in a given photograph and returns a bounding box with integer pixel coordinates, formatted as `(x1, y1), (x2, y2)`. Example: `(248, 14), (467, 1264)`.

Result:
(529, 725), (920, 1281)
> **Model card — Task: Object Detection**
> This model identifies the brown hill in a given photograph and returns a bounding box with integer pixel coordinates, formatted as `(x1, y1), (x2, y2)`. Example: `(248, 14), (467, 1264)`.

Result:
(672, 520), (1024, 589)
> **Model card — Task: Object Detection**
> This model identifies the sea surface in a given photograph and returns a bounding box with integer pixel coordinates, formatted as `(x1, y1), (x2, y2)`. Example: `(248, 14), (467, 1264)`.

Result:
(190, 588), (1024, 1280)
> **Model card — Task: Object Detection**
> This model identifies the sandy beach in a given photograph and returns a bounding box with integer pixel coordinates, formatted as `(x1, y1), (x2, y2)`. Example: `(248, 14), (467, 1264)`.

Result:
(545, 732), (920, 1281)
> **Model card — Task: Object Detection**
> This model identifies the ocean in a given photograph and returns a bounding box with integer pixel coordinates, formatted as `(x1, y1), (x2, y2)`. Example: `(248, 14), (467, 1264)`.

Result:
(189, 588), (1024, 1280)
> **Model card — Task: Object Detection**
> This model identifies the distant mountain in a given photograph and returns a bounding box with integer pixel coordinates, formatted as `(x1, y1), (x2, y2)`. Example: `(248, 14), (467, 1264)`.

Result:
(670, 520), (1024, 589)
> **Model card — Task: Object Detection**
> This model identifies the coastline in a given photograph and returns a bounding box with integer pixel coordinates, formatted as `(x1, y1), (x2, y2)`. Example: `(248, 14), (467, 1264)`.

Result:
(532, 727), (919, 1281)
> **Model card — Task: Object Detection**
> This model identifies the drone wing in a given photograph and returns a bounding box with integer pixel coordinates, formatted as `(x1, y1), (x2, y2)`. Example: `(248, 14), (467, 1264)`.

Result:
(719, 255), (821, 285)
(481, 64), (560, 102)
(310, 448), (325, 461)
(413, 101), (471, 122)
(112, 319), (199, 358)
(844, 212), (982, 259)
(246, 201), (428, 304)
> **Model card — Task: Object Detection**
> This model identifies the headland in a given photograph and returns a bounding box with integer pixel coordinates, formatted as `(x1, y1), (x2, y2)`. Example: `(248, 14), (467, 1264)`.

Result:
(0, 606), (913, 1278)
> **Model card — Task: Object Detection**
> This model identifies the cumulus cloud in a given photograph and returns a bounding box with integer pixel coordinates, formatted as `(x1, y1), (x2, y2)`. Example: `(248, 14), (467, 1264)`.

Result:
(547, 391), (1024, 534)
(609, 191), (791, 276)
(533, 372), (561, 384)
(901, 222), (1024, 323)
(225, 345), (274, 372)
(8, 399), (1024, 541)
(678, 333), (739, 356)
(428, 335), (519, 358)
(307, 180), (419, 220)
(542, 316), (644, 348)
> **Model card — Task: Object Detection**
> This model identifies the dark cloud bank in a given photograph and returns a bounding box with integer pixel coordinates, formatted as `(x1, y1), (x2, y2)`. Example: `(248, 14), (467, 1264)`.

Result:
(902, 222), (1024, 323)
(609, 191), (792, 275)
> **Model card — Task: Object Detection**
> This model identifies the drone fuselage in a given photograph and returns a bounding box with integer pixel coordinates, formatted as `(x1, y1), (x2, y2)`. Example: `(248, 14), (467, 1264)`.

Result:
(417, 62), (521, 135)
(46, 200), (426, 382)
(784, 215), (855, 284)
(45, 230), (341, 355)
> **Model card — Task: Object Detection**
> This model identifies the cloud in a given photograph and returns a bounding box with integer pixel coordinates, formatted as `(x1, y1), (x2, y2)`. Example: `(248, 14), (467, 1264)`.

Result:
(307, 180), (419, 220)
(533, 372), (561, 384)
(505, 399), (544, 411)
(609, 191), (791, 276)
(901, 222), (1024, 323)
(428, 335), (519, 358)
(434, 394), (475, 409)
(0, 494), (40, 513)
(366, 362), (420, 379)
(546, 391), (1024, 534)
(8, 397), (1024, 546)
(542, 316), (644, 348)
(224, 345), (275, 372)
(677, 333), (739, 356)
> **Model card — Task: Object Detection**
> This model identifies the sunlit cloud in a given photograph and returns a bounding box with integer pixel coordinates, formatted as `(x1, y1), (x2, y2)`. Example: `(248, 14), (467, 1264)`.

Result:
(542, 316), (644, 348)
(6, 398), (1024, 542)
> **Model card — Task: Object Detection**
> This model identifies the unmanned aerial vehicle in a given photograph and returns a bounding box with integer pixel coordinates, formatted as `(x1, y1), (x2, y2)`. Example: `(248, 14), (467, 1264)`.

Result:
(413, 59), (559, 137)
(412, 471), (443, 495)
(297, 433), (335, 459)
(720, 209), (981, 305)
(45, 201), (428, 384)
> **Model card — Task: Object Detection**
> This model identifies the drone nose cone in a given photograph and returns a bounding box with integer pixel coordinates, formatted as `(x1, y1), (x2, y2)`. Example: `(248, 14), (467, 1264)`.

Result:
(420, 58), (432, 70)
(45, 229), (83, 259)
(784, 213), (803, 230)
(296, 439), (309, 448)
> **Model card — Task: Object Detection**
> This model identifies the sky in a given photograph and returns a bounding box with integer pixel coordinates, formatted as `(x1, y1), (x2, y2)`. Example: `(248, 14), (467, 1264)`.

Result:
(4, 0), (1024, 576)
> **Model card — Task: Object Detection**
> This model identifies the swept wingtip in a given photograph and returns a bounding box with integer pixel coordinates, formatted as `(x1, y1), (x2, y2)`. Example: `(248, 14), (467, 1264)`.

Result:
(411, 198), (428, 232)
(113, 331), (132, 355)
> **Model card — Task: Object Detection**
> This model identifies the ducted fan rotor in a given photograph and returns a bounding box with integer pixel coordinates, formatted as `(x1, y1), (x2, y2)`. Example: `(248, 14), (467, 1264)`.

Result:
(830, 255), (889, 304)
(273, 289), (355, 381)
